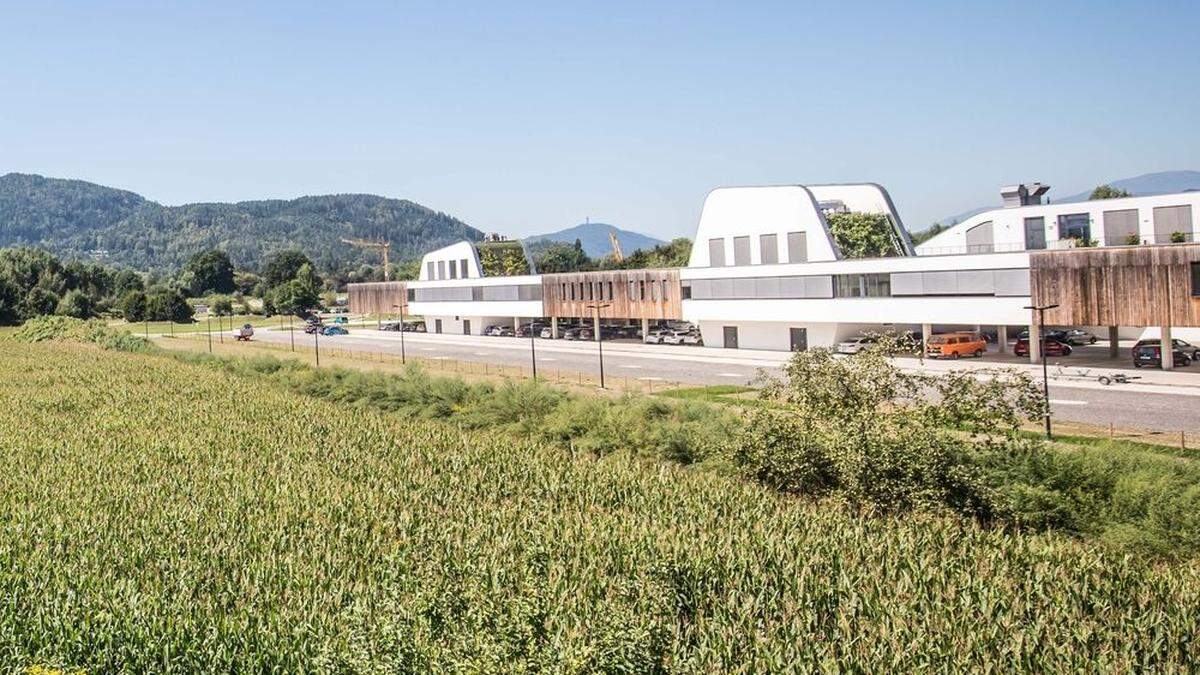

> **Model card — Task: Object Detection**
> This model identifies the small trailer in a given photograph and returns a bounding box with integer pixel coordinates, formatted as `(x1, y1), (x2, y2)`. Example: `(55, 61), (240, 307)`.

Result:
(234, 324), (255, 341)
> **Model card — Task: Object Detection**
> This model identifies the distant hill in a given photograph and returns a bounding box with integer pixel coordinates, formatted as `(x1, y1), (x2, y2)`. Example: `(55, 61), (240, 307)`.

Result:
(526, 222), (664, 258)
(0, 173), (483, 271)
(927, 170), (1200, 234)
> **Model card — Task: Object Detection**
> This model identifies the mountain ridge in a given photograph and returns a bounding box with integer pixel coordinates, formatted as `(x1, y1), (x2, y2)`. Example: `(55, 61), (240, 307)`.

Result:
(0, 173), (483, 271)
(526, 221), (665, 258)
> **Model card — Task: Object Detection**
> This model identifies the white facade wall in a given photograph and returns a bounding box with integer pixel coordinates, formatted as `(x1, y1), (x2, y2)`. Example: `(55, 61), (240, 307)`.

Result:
(408, 273), (544, 331)
(419, 241), (483, 281)
(917, 192), (1200, 254)
(687, 186), (840, 267)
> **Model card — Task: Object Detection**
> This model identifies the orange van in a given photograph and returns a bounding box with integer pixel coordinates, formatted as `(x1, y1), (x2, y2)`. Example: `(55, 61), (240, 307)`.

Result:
(925, 332), (987, 359)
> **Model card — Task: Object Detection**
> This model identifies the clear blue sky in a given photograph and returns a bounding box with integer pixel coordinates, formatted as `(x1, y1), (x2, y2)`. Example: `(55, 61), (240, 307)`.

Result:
(2, 1), (1198, 238)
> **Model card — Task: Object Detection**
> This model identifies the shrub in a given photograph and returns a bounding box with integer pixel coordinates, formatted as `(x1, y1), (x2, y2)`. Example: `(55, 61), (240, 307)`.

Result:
(23, 287), (60, 317)
(825, 211), (900, 258)
(145, 288), (193, 323)
(118, 290), (147, 322)
(1171, 231), (1187, 243)
(55, 289), (92, 318)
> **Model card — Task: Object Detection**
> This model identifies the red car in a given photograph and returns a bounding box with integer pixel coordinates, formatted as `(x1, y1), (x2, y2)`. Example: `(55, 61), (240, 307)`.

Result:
(1014, 338), (1072, 357)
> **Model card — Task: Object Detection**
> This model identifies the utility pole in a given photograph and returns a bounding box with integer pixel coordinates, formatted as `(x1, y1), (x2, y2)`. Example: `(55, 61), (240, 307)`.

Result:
(586, 303), (612, 388)
(392, 303), (408, 364)
(1024, 303), (1060, 440)
(530, 321), (538, 380)
(206, 317), (212, 353)
(288, 315), (295, 352)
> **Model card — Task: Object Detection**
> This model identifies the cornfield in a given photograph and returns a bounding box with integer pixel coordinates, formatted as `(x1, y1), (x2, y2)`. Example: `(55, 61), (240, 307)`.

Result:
(1, 343), (1197, 672)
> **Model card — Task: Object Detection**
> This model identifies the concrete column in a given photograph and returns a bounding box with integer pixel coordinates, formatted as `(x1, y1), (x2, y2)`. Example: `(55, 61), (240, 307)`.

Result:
(513, 317), (520, 331)
(1162, 324), (1174, 370)
(593, 312), (601, 342)
(641, 317), (649, 339)
(1028, 320), (1041, 364)
(997, 325), (1008, 354)
(921, 323), (932, 349)
(551, 316), (559, 339)
(1108, 326), (1119, 359)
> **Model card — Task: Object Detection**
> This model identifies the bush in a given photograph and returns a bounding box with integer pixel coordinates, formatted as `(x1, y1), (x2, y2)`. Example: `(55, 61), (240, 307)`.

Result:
(5, 315), (151, 353)
(118, 290), (147, 322)
(55, 289), (92, 318)
(825, 211), (900, 258)
(209, 295), (234, 316)
(145, 288), (193, 323)
(23, 287), (60, 317)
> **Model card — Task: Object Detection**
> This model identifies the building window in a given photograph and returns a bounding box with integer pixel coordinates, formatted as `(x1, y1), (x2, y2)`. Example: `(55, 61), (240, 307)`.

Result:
(659, 279), (668, 300)
(833, 273), (891, 298)
(1153, 205), (1193, 243)
(708, 238), (726, 266)
(460, 259), (469, 278)
(569, 283), (575, 300)
(733, 236), (751, 266)
(681, 282), (692, 300)
(1024, 217), (1046, 250)
(406, 288), (416, 302)
(964, 221), (993, 253)
(639, 280), (646, 300)
(426, 261), (435, 279)
(1103, 209), (1139, 246)
(607, 281), (613, 301)
(760, 234), (778, 264)
(1057, 213), (1091, 243)
(437, 260), (446, 279)
(1192, 262), (1200, 296)
(786, 231), (807, 262)
(448, 262), (457, 279)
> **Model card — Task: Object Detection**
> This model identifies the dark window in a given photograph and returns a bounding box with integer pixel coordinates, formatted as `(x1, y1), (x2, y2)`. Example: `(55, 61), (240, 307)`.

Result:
(607, 281), (613, 300)
(448, 262), (457, 279)
(471, 286), (482, 301)
(569, 283), (575, 300)
(460, 259), (469, 278)
(437, 260), (446, 279)
(659, 279), (668, 300)
(833, 273), (891, 298)
(681, 282), (692, 300)
(1057, 213), (1091, 242)
(406, 288), (416, 302)
(1024, 217), (1046, 250)
(639, 280), (646, 300)
(1192, 262), (1200, 296)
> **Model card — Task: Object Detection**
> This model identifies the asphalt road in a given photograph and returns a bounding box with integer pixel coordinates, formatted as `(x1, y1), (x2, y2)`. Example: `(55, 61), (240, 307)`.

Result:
(248, 328), (1200, 434)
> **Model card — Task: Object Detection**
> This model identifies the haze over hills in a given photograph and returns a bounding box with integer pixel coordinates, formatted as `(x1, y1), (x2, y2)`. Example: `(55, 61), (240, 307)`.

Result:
(932, 170), (1200, 232)
(0, 173), (483, 272)
(525, 221), (665, 258)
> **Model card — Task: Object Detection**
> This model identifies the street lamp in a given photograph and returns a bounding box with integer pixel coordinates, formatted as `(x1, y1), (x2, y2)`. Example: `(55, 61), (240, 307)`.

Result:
(1024, 302), (1060, 440)
(391, 303), (408, 364)
(530, 318), (539, 380)
(309, 308), (322, 367)
(585, 303), (612, 388)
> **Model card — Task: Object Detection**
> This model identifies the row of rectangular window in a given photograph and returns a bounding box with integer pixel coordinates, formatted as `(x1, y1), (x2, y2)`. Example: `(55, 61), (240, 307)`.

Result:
(557, 278), (671, 302)
(684, 268), (1030, 300)
(427, 259), (471, 280)
(1019, 205), (1194, 250)
(707, 232), (807, 267)
(409, 284), (542, 302)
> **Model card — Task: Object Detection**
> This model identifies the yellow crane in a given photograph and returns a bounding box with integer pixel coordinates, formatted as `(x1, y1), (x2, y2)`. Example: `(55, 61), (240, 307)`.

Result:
(341, 237), (392, 281)
(608, 230), (624, 263)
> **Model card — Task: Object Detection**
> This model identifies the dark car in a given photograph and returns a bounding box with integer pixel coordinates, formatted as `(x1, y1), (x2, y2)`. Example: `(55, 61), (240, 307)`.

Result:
(303, 322), (324, 334)
(1133, 344), (1192, 368)
(380, 322), (402, 331)
(1131, 339), (1200, 360)
(1014, 338), (1072, 357)
(321, 325), (348, 336)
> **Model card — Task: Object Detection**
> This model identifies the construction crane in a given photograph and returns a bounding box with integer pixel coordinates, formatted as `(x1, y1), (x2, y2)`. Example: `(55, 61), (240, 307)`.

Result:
(341, 237), (392, 281)
(608, 230), (624, 263)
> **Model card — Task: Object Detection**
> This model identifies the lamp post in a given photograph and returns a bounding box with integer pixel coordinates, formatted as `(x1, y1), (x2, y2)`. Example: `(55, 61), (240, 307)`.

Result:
(586, 303), (612, 388)
(392, 303), (408, 364)
(1024, 303), (1060, 440)
(312, 310), (321, 367)
(530, 319), (539, 380)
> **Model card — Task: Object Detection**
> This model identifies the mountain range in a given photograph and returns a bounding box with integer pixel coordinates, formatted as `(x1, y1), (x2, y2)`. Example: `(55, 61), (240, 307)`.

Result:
(934, 170), (1200, 230)
(0, 173), (482, 271)
(525, 221), (665, 258)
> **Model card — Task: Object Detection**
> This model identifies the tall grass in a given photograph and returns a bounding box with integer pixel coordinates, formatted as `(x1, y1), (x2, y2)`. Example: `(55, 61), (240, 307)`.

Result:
(1, 342), (1198, 671)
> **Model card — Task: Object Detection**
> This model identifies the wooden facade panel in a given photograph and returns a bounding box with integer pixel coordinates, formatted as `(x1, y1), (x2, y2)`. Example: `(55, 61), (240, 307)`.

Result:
(542, 269), (683, 320)
(1030, 244), (1200, 327)
(347, 281), (408, 315)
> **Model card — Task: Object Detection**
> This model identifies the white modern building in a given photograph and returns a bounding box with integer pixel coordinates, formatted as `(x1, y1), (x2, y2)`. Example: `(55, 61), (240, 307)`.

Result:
(350, 181), (1200, 361)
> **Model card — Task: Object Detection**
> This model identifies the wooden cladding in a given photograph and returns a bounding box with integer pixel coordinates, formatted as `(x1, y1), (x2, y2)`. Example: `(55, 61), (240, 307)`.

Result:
(1030, 244), (1200, 327)
(347, 281), (407, 315)
(542, 269), (682, 320)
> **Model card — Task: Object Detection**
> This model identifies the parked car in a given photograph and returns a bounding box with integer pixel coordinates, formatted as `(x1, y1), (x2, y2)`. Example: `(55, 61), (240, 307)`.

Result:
(835, 336), (878, 355)
(380, 321), (402, 331)
(644, 329), (671, 344)
(497, 326), (515, 337)
(663, 330), (701, 345)
(333, 316), (348, 324)
(303, 322), (324, 334)
(516, 323), (546, 338)
(401, 321), (425, 332)
(925, 332), (987, 359)
(1133, 344), (1193, 368)
(539, 326), (554, 339)
(1014, 337), (1073, 357)
(1061, 329), (1098, 345)
(1016, 329), (1068, 342)
(1131, 339), (1200, 360)
(321, 325), (348, 336)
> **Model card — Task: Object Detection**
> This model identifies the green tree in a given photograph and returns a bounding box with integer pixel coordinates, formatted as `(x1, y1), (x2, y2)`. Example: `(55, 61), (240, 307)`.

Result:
(826, 212), (899, 259)
(1089, 185), (1131, 200)
(533, 240), (594, 273)
(23, 287), (60, 317)
(118, 290), (148, 322)
(233, 271), (261, 296)
(263, 250), (315, 289)
(0, 276), (19, 325)
(911, 222), (946, 246)
(55, 289), (93, 318)
(183, 249), (235, 296)
(112, 268), (145, 295)
(210, 295), (235, 316)
(145, 289), (193, 323)
(271, 279), (320, 317)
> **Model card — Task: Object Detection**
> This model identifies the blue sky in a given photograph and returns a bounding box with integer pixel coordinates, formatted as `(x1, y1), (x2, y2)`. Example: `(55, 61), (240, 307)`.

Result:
(2, 1), (1198, 238)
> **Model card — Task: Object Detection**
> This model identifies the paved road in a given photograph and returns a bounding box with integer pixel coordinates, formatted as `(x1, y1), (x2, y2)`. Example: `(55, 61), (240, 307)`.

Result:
(247, 328), (1200, 434)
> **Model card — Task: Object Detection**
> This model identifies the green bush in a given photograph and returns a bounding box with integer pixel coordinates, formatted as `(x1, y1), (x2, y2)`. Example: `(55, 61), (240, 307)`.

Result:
(118, 289), (147, 322)
(55, 289), (92, 318)
(825, 211), (900, 258)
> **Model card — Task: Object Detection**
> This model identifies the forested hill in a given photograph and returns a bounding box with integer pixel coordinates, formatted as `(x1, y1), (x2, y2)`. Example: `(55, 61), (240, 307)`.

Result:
(0, 173), (483, 271)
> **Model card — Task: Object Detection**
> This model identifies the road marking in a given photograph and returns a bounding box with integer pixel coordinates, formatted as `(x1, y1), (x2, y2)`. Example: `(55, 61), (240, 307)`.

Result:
(717, 372), (745, 378)
(638, 376), (664, 381)
(421, 347), (437, 351)
(473, 351), (490, 356)
(1049, 399), (1088, 406)
(540, 358), (557, 362)
(619, 364), (642, 369)
(432, 356), (450, 360)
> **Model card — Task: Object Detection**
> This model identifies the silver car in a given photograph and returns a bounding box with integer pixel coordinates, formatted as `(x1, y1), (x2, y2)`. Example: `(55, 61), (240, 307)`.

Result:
(836, 336), (878, 354)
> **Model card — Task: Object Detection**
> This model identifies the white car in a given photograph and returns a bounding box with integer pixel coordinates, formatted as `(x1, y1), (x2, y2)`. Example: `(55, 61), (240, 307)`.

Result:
(835, 336), (878, 354)
(663, 330), (701, 345)
(644, 329), (671, 344)
(539, 327), (554, 339)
